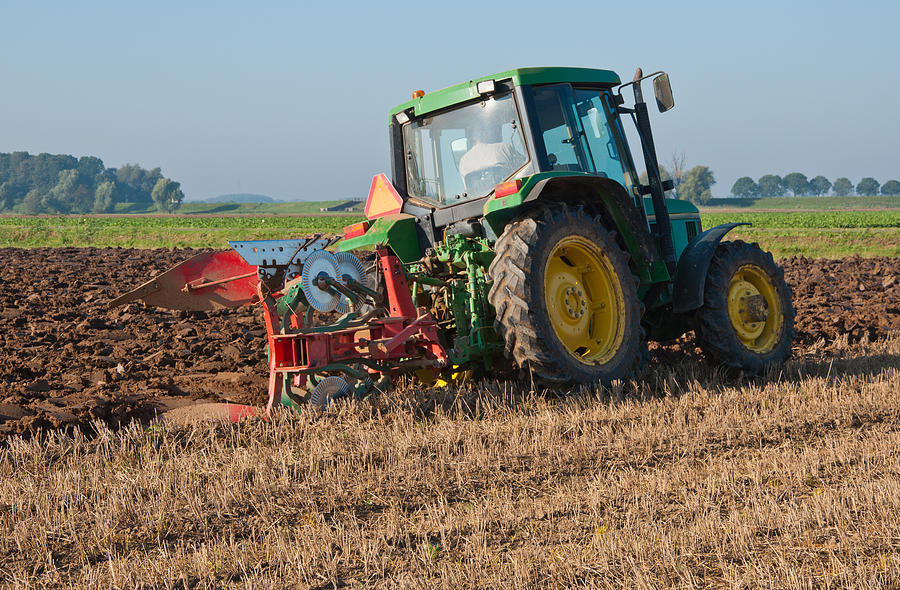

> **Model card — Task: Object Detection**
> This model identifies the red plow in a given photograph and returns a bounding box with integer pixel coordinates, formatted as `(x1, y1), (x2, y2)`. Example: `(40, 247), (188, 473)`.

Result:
(112, 236), (449, 418)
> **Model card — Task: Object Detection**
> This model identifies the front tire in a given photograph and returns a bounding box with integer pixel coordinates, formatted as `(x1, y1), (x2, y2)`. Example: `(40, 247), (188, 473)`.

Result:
(695, 240), (794, 372)
(487, 205), (641, 385)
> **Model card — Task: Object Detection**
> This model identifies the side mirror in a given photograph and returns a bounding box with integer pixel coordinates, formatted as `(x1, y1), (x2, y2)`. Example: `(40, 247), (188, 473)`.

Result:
(653, 73), (675, 112)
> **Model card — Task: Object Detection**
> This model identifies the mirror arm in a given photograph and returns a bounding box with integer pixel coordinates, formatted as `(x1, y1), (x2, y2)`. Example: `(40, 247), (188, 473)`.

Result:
(614, 70), (666, 97)
(616, 70), (673, 112)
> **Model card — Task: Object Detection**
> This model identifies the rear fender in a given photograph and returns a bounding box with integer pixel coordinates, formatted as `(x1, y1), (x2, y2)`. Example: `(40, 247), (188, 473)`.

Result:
(485, 174), (664, 283)
(672, 223), (750, 313)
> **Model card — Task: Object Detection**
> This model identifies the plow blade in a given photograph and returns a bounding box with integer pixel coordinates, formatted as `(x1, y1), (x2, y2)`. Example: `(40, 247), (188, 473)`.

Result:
(162, 402), (261, 425)
(110, 250), (259, 311)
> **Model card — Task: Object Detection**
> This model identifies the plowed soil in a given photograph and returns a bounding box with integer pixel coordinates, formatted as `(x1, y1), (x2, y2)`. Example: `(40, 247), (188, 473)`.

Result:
(0, 247), (897, 439)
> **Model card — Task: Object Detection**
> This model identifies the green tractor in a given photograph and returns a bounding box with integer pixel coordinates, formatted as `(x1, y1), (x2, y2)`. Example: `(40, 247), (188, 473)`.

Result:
(116, 66), (794, 411)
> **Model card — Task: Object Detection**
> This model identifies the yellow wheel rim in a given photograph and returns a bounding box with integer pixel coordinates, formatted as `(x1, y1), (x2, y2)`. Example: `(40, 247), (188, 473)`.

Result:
(544, 236), (626, 365)
(435, 365), (473, 388)
(726, 264), (784, 354)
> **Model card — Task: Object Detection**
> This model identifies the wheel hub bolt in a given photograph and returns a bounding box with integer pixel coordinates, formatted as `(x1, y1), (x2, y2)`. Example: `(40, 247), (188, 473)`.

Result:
(564, 286), (586, 318)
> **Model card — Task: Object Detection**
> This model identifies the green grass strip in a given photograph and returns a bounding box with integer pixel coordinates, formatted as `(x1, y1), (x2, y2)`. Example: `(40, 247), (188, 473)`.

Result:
(701, 211), (900, 229)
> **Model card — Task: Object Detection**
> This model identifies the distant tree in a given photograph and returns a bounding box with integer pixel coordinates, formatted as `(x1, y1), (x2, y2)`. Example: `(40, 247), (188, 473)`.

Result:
(783, 172), (810, 197)
(70, 181), (95, 212)
(77, 155), (104, 180)
(115, 163), (143, 186)
(143, 167), (163, 194)
(757, 174), (784, 198)
(731, 176), (759, 198)
(833, 177), (853, 196)
(639, 165), (672, 190)
(0, 182), (11, 211)
(881, 180), (900, 195)
(92, 181), (117, 213)
(856, 177), (880, 196)
(668, 151), (687, 198)
(42, 169), (78, 213)
(23, 153), (77, 193)
(151, 178), (184, 213)
(22, 189), (43, 214)
(99, 166), (118, 184)
(678, 165), (716, 205)
(151, 178), (169, 212)
(116, 163), (162, 203)
(8, 152), (29, 178)
(45, 168), (96, 213)
(809, 175), (831, 196)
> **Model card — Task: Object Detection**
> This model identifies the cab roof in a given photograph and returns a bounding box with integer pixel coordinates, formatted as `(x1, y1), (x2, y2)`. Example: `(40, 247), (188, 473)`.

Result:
(388, 67), (621, 121)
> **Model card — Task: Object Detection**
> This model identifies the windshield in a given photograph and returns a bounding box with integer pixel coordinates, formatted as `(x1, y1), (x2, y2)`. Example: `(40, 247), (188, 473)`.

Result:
(403, 92), (528, 205)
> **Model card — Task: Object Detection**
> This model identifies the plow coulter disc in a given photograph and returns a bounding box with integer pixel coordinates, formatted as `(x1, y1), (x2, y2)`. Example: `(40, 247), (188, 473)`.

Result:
(309, 376), (351, 410)
(334, 252), (367, 314)
(301, 250), (341, 312)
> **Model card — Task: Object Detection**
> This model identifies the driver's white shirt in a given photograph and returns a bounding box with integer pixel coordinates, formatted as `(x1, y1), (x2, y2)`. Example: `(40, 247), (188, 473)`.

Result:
(458, 142), (518, 180)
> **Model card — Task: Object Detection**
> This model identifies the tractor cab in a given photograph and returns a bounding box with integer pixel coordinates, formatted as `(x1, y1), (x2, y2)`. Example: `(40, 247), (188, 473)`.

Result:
(387, 69), (642, 220)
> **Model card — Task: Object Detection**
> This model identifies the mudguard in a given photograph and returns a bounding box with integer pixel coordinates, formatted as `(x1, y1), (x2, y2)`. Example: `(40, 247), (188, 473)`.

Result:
(672, 223), (749, 314)
(484, 173), (665, 283)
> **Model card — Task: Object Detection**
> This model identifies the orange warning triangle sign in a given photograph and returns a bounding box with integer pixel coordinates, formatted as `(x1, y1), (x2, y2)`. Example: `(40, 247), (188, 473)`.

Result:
(364, 173), (403, 220)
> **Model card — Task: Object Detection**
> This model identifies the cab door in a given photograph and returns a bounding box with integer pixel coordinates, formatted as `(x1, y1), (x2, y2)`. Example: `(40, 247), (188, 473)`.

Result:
(571, 88), (629, 188)
(528, 84), (593, 173)
(528, 84), (630, 191)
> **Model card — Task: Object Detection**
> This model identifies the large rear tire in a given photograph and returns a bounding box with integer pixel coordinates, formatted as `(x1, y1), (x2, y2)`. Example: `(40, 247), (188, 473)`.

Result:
(695, 240), (794, 372)
(487, 205), (641, 384)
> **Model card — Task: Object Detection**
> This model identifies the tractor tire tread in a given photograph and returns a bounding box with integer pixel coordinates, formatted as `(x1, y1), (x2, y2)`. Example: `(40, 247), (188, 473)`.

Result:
(487, 204), (641, 385)
(695, 240), (795, 373)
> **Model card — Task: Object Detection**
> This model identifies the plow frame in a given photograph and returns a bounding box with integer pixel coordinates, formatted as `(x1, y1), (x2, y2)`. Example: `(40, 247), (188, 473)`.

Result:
(260, 249), (449, 414)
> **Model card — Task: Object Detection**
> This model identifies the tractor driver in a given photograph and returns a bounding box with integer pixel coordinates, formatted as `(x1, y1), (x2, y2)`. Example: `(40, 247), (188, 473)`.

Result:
(457, 121), (523, 195)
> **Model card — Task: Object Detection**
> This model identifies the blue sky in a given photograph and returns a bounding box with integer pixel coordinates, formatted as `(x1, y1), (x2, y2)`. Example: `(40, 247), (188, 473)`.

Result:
(1, 0), (898, 200)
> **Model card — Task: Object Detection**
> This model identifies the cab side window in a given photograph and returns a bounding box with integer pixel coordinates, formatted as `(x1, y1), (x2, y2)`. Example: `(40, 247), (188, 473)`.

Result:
(530, 85), (628, 188)
(573, 89), (625, 185)
(531, 85), (588, 172)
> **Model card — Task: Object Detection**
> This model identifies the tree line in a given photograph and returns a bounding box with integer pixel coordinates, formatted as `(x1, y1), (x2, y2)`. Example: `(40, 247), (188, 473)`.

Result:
(643, 158), (900, 203)
(0, 152), (184, 214)
(731, 173), (900, 198)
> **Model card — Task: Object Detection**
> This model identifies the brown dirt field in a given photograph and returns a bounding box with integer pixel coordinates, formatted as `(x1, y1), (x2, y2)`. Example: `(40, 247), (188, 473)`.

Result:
(0, 247), (898, 440)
